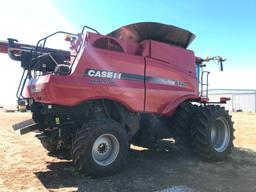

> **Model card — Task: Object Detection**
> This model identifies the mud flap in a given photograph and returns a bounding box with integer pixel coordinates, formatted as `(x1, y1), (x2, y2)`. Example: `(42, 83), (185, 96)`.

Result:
(12, 119), (39, 135)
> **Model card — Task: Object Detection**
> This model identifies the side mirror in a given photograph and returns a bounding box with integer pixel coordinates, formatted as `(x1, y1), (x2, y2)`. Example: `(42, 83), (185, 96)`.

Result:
(201, 55), (226, 71)
(219, 60), (223, 71)
(218, 57), (226, 71)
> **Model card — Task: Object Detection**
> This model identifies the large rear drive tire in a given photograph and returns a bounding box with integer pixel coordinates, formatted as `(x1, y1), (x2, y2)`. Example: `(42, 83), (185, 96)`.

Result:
(72, 119), (128, 177)
(172, 103), (199, 150)
(191, 105), (234, 161)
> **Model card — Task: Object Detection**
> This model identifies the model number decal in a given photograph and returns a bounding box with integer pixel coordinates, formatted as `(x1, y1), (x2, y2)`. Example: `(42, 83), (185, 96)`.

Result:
(86, 69), (122, 79)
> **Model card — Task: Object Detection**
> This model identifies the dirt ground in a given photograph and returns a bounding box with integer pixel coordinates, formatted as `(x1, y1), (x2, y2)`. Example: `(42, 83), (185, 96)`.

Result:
(0, 111), (256, 192)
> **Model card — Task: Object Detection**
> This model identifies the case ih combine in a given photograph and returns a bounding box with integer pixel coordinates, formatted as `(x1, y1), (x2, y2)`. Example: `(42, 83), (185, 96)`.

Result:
(0, 22), (234, 177)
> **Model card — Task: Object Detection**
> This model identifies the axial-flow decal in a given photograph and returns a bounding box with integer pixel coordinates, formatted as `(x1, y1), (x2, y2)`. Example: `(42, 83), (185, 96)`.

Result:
(85, 68), (187, 88)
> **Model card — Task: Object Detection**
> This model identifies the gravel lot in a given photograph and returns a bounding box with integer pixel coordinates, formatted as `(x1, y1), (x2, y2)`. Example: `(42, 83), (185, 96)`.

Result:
(0, 111), (256, 192)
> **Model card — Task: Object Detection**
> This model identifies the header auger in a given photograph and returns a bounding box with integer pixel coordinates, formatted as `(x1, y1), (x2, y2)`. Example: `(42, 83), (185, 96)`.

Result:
(0, 22), (233, 177)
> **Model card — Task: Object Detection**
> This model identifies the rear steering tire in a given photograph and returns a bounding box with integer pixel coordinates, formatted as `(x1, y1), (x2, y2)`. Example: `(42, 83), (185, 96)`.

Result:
(72, 119), (128, 177)
(40, 131), (70, 153)
(191, 105), (234, 161)
(41, 137), (58, 152)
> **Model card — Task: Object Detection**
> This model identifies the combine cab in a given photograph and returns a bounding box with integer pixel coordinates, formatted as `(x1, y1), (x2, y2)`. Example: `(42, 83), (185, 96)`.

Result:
(0, 22), (234, 177)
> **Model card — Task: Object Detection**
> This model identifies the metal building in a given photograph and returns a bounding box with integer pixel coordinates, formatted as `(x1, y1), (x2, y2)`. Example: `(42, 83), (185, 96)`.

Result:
(208, 89), (256, 112)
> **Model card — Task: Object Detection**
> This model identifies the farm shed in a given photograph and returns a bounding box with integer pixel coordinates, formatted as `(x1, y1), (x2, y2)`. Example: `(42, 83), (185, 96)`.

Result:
(208, 89), (256, 112)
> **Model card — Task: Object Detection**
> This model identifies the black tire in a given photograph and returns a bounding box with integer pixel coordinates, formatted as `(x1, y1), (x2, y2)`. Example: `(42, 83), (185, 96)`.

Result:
(40, 131), (59, 152)
(72, 119), (128, 177)
(191, 105), (234, 161)
(131, 114), (160, 149)
(40, 131), (70, 153)
(172, 103), (199, 151)
(41, 137), (58, 152)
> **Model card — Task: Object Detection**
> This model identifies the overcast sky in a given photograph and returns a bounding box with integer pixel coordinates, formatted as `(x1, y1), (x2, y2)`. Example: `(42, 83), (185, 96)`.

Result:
(0, 0), (255, 105)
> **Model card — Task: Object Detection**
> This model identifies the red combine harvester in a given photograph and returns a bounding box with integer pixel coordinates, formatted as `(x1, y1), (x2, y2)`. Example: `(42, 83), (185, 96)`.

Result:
(0, 22), (234, 177)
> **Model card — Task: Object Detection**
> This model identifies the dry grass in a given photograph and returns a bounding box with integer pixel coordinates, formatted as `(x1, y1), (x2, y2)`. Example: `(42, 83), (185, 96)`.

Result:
(0, 111), (255, 192)
(232, 112), (256, 150)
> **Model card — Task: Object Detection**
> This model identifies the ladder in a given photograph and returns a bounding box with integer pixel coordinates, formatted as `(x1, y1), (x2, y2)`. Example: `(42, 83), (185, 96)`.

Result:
(200, 71), (210, 98)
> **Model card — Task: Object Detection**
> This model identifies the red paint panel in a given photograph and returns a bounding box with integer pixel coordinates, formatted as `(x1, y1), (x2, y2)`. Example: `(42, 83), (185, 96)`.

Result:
(145, 45), (198, 114)
(26, 74), (145, 112)
(22, 32), (200, 116)
(0, 41), (8, 54)
(151, 40), (195, 75)
(25, 35), (147, 112)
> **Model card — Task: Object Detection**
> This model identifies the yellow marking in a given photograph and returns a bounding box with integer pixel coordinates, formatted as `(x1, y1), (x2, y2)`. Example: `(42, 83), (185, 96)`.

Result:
(55, 117), (60, 125)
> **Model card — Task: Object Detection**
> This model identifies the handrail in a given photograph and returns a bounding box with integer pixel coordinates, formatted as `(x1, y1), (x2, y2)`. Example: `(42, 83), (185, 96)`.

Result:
(35, 31), (78, 56)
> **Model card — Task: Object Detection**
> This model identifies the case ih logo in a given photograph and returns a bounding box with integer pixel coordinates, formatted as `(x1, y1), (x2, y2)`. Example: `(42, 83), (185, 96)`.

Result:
(86, 69), (122, 79)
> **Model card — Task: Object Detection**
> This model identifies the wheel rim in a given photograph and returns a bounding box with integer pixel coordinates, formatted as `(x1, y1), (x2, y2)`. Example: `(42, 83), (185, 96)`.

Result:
(210, 117), (230, 152)
(92, 133), (120, 166)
